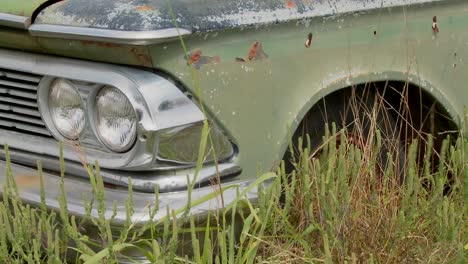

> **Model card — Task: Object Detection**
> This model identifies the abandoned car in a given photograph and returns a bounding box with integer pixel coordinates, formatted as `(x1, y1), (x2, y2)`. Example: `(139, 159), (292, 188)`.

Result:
(0, 0), (466, 253)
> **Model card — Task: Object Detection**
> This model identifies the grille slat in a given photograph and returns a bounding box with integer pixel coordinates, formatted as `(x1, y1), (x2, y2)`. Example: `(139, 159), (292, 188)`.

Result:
(0, 96), (38, 108)
(0, 112), (46, 126)
(0, 120), (51, 137)
(0, 86), (37, 100)
(0, 68), (52, 138)
(0, 103), (41, 117)
(0, 70), (42, 83)
(0, 79), (38, 91)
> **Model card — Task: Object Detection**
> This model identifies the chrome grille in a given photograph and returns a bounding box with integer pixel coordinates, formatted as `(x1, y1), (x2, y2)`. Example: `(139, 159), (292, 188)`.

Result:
(0, 69), (52, 137)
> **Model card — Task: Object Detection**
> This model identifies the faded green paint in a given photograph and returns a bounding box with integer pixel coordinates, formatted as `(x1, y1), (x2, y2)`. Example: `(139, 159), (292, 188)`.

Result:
(148, 0), (468, 179)
(0, 0), (47, 16)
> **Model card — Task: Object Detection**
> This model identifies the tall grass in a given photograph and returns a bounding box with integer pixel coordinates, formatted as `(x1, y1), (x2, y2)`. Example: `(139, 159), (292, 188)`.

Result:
(0, 124), (466, 263)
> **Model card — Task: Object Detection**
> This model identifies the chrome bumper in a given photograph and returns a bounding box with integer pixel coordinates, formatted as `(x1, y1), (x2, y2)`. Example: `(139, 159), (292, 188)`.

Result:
(0, 160), (258, 226)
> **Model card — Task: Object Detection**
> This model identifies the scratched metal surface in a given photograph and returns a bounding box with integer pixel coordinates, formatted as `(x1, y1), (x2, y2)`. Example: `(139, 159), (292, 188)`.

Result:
(36, 0), (442, 32)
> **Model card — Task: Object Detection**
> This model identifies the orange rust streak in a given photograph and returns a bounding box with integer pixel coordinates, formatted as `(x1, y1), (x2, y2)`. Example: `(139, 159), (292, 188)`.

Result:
(286, 0), (297, 9)
(188, 50), (202, 65)
(136, 5), (153, 11)
(15, 174), (40, 188)
(82, 40), (121, 48)
(248, 42), (259, 61)
(130, 48), (153, 66)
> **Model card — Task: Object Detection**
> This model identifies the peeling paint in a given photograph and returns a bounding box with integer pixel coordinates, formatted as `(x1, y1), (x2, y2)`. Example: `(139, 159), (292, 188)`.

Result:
(35, 0), (443, 32)
(186, 50), (221, 69)
(432, 16), (440, 33)
(305, 33), (313, 48)
(235, 42), (269, 62)
(248, 42), (268, 61)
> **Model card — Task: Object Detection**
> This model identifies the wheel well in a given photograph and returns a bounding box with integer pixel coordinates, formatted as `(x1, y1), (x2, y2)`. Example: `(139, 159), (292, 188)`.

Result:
(291, 80), (458, 156)
(374, 81), (458, 143)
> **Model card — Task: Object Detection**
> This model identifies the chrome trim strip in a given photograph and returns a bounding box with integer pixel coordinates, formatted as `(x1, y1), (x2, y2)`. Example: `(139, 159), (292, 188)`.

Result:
(29, 24), (192, 45)
(0, 13), (31, 29)
(1, 146), (241, 193)
(0, 159), (256, 226)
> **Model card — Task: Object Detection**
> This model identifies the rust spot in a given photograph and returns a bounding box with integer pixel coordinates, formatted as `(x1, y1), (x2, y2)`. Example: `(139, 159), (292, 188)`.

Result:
(285, 0), (297, 9)
(15, 174), (40, 188)
(247, 41), (268, 61)
(130, 48), (152, 67)
(305, 33), (313, 48)
(186, 50), (221, 69)
(136, 5), (153, 11)
(82, 40), (121, 48)
(187, 50), (203, 65)
(104, 182), (118, 189)
(432, 16), (439, 33)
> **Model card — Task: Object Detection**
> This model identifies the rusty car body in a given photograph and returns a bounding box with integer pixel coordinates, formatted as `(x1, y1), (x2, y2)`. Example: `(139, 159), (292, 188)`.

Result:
(0, 0), (467, 260)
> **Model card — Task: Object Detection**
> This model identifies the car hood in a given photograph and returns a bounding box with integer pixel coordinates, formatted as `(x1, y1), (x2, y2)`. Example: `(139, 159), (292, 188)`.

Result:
(1, 0), (48, 17)
(35, 0), (439, 33)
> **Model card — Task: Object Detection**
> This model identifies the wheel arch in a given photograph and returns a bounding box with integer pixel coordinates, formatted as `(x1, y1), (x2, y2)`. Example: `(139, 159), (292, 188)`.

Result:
(280, 71), (461, 160)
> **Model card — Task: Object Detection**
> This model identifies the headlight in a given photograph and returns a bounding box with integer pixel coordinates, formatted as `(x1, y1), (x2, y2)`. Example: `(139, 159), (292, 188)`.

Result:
(95, 86), (137, 152)
(48, 78), (85, 139)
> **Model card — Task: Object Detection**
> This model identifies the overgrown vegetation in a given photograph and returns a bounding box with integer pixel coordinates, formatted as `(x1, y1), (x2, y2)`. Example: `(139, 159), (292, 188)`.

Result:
(0, 124), (466, 263)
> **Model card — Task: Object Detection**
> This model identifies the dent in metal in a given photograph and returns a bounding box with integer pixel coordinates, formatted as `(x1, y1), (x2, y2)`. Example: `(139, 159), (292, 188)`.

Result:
(35, 0), (441, 32)
(0, 13), (31, 29)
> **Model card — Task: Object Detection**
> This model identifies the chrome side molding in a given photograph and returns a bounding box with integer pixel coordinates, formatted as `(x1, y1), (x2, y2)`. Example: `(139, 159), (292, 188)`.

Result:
(0, 13), (31, 29)
(29, 24), (192, 45)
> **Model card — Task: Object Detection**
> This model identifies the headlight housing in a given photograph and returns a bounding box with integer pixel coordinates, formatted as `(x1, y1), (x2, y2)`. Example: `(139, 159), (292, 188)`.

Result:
(95, 86), (137, 152)
(48, 78), (85, 139)
(158, 122), (234, 164)
(37, 69), (234, 172)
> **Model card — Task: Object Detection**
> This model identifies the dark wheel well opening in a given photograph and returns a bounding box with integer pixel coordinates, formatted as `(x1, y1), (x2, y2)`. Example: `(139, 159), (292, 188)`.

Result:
(378, 81), (458, 143)
(286, 81), (459, 175)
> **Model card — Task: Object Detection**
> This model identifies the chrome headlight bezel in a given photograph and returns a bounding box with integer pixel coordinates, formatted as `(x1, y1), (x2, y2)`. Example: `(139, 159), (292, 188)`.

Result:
(92, 86), (138, 153)
(32, 54), (233, 171)
(37, 77), (89, 142)
(47, 78), (86, 140)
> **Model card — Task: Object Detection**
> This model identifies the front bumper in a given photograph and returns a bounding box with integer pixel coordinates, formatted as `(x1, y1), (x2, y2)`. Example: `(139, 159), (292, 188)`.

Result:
(0, 160), (258, 227)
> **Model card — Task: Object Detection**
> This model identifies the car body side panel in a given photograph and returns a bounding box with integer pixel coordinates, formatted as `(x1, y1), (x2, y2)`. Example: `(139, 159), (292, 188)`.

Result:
(35, 0), (441, 32)
(148, 0), (468, 180)
(0, 0), (47, 16)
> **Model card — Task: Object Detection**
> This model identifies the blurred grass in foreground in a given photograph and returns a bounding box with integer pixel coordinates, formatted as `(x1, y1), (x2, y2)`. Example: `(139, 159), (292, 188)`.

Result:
(0, 127), (466, 263)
